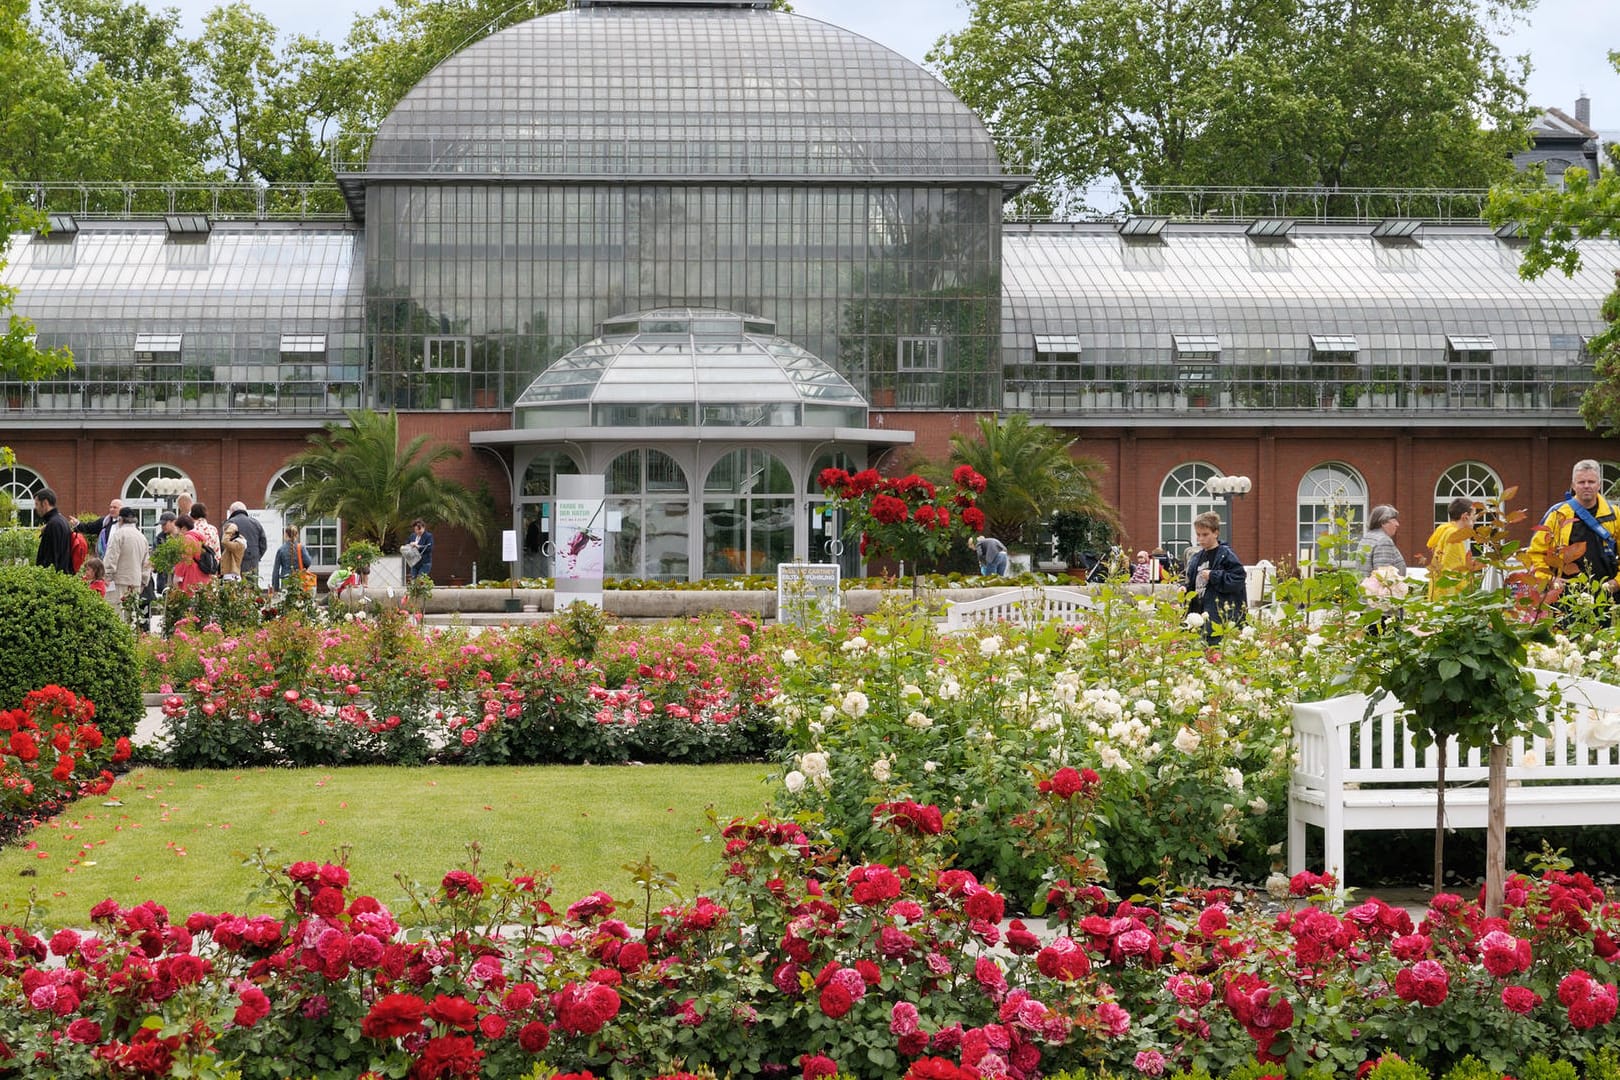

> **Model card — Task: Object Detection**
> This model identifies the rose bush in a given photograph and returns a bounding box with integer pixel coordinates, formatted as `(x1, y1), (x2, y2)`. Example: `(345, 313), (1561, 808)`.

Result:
(149, 612), (785, 768)
(3, 810), (1620, 1078)
(769, 591), (1348, 901)
(0, 685), (130, 841)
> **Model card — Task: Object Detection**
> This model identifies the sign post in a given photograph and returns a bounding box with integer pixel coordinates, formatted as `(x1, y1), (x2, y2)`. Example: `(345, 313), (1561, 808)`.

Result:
(777, 562), (841, 627)
(501, 529), (519, 611)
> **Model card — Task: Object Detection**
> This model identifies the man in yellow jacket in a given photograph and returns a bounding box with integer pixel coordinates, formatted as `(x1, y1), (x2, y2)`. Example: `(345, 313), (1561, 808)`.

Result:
(1425, 496), (1475, 599)
(1527, 459), (1620, 615)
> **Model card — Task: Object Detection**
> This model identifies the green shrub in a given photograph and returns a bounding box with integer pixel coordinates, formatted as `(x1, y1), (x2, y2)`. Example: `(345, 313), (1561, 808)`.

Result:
(0, 527), (34, 566)
(0, 564), (141, 739)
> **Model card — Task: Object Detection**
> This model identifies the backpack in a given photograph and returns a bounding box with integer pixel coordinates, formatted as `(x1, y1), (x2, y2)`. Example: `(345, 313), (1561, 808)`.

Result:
(69, 531), (87, 573)
(196, 541), (221, 577)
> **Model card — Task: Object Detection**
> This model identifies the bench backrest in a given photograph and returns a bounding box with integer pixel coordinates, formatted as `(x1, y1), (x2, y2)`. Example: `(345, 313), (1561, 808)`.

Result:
(942, 586), (1096, 630)
(1292, 668), (1620, 789)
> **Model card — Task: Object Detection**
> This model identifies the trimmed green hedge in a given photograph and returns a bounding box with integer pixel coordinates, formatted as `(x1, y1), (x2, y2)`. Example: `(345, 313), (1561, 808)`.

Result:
(0, 564), (140, 739)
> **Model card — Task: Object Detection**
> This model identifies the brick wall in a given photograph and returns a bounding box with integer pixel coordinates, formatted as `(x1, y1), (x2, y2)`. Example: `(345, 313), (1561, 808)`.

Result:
(8, 414), (1614, 578)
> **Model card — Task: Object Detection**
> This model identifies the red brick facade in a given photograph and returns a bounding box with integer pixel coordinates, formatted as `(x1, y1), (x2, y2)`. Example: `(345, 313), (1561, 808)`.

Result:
(8, 411), (1611, 578)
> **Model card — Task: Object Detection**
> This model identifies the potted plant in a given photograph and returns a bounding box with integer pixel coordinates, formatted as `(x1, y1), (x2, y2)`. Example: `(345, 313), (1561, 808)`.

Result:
(339, 539), (383, 586)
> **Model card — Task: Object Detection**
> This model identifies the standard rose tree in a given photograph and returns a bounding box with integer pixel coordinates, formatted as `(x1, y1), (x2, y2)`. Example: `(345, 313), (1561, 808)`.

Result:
(819, 464), (988, 595)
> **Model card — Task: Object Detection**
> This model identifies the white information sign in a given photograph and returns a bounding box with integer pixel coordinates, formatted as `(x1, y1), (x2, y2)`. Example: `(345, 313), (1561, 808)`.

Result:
(776, 562), (841, 627)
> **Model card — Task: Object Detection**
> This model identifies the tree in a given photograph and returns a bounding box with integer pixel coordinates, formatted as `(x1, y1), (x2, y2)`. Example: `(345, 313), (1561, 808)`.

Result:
(929, 0), (1535, 216)
(946, 414), (1118, 548)
(4, 0), (205, 181)
(1487, 58), (1620, 436)
(0, 184), (73, 381)
(270, 409), (488, 552)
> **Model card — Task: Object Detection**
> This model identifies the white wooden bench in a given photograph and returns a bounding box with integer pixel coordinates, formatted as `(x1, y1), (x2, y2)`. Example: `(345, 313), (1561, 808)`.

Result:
(941, 586), (1096, 631)
(1288, 668), (1620, 883)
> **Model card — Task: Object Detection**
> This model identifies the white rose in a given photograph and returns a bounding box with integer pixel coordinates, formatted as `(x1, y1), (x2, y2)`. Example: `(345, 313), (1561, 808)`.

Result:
(1265, 872), (1291, 899)
(1173, 727), (1201, 754)
(1248, 796), (1268, 815)
(783, 770), (806, 794)
(979, 635), (1003, 658)
(1239, 625), (1256, 640)
(820, 705), (837, 723)
(901, 683), (924, 702)
(798, 751), (830, 785)
(938, 679), (961, 701)
(840, 690), (869, 718)
(905, 710), (933, 729)
(1134, 699), (1156, 717)
(808, 721), (825, 737)
(1223, 767), (1245, 791)
(1305, 633), (1325, 648)
(871, 756), (892, 782)
(1097, 745), (1130, 771)
(840, 635), (869, 653)
(781, 648), (799, 665)
(923, 760), (939, 773)
(1184, 612), (1206, 629)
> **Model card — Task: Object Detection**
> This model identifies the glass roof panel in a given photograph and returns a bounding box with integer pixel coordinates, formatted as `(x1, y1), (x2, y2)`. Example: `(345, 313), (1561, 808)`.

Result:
(366, 7), (1003, 180)
(513, 306), (865, 416)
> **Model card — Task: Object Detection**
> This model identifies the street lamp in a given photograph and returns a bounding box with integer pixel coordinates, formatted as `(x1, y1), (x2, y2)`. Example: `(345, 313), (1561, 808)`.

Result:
(145, 476), (194, 510)
(1204, 475), (1252, 538)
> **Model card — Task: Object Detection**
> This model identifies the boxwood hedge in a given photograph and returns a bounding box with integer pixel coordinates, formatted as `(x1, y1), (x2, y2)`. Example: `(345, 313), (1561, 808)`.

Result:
(0, 565), (141, 739)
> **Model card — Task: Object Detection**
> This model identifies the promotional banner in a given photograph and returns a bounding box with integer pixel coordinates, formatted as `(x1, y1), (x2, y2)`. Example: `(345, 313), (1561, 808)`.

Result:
(555, 475), (606, 609)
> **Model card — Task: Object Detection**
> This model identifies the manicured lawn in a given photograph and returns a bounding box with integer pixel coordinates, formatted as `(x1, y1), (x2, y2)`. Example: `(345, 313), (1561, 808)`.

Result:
(0, 764), (774, 925)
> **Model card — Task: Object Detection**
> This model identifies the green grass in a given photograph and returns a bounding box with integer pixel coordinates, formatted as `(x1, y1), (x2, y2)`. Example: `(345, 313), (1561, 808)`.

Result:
(0, 764), (774, 926)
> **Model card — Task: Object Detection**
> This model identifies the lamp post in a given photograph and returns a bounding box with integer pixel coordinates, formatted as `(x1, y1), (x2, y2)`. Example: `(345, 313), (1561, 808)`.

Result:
(145, 476), (194, 511)
(1204, 474), (1252, 544)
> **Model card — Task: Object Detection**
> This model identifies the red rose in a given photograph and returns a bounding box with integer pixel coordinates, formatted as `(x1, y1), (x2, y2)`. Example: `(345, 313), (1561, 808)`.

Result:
(441, 870), (484, 898)
(960, 506), (986, 532)
(801, 1053), (838, 1079)
(870, 494), (909, 525)
(411, 1034), (482, 1080)
(818, 980), (854, 1019)
(361, 993), (427, 1039)
(66, 1017), (102, 1044)
(310, 887), (345, 917)
(427, 994), (479, 1031)
(517, 1021), (550, 1053)
(234, 986), (271, 1027)
(1502, 985), (1542, 1014)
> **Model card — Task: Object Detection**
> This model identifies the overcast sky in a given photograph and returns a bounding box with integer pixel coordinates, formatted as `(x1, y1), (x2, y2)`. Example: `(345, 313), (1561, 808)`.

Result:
(157, 0), (1620, 131)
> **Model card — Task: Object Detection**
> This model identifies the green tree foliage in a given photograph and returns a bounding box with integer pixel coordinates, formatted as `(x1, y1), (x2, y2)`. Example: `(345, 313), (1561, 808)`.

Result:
(946, 413), (1118, 546)
(0, 565), (141, 739)
(1487, 54), (1620, 436)
(2, 0), (204, 181)
(0, 184), (73, 381)
(270, 409), (489, 551)
(930, 0), (1536, 215)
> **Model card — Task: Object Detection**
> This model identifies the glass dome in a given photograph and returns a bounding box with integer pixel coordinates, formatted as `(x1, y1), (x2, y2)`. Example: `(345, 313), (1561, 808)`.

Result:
(513, 308), (867, 429)
(365, 2), (1004, 180)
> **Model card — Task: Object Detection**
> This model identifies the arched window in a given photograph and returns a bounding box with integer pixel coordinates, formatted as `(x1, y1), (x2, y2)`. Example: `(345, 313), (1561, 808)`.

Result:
(605, 449), (689, 580)
(266, 467), (340, 570)
(518, 450), (581, 579)
(1600, 461), (1620, 503)
(1158, 463), (1223, 561)
(122, 464), (193, 535)
(704, 448), (793, 577)
(0, 463), (47, 527)
(1433, 462), (1501, 527)
(1297, 462), (1368, 561)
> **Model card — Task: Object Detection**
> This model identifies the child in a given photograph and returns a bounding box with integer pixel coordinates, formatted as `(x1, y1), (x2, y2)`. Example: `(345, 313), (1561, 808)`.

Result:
(80, 555), (108, 597)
